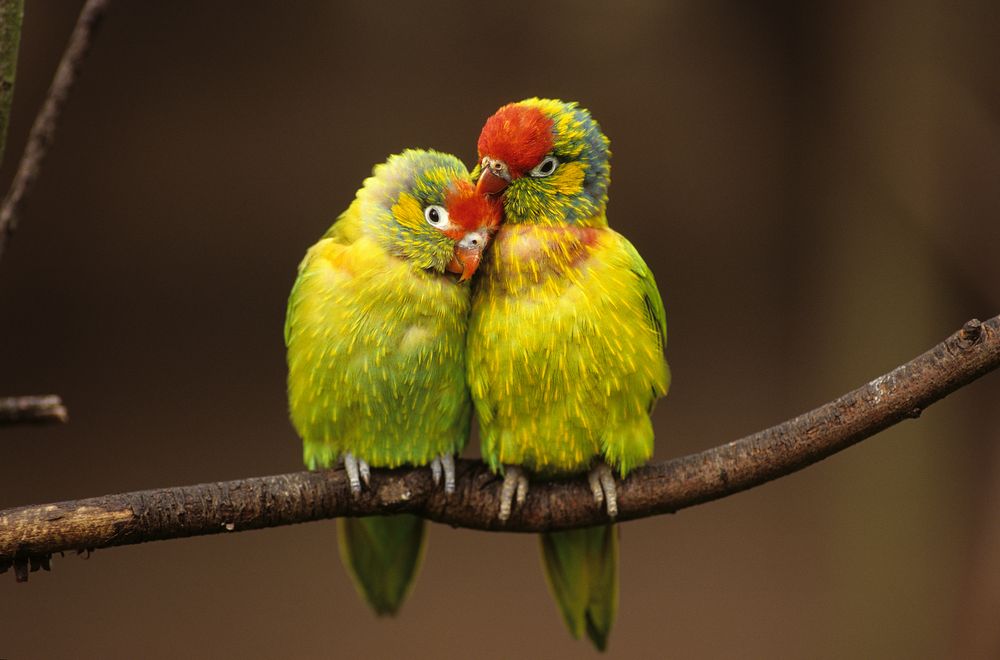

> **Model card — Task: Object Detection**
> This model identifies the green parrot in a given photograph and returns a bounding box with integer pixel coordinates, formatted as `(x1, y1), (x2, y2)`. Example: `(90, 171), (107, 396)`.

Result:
(467, 99), (670, 650)
(285, 149), (500, 615)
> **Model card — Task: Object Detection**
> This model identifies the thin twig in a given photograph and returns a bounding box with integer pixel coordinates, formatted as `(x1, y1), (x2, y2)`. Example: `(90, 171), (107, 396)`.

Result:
(0, 394), (67, 425)
(0, 0), (110, 262)
(0, 0), (25, 165)
(1, 315), (998, 581)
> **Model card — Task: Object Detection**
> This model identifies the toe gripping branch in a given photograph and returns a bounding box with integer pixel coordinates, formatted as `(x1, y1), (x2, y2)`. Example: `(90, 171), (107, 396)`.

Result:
(497, 462), (619, 523)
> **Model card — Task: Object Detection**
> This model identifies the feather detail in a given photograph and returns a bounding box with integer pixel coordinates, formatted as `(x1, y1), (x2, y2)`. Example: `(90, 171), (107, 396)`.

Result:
(478, 103), (554, 177)
(540, 525), (618, 651)
(470, 223), (667, 476)
(337, 515), (426, 616)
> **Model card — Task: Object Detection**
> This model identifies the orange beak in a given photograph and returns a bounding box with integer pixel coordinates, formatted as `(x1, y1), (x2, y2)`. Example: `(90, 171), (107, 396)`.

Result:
(445, 230), (489, 281)
(446, 246), (483, 282)
(477, 163), (510, 196)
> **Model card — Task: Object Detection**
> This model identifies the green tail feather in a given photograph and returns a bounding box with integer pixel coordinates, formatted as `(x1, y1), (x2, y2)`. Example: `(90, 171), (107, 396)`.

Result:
(337, 514), (426, 616)
(540, 524), (619, 651)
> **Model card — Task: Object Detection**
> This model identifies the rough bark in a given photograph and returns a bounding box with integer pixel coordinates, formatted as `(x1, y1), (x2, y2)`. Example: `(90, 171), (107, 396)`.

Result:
(2, 316), (998, 581)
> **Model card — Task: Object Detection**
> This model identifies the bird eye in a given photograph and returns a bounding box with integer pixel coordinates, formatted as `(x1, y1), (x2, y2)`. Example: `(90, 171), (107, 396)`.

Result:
(529, 155), (559, 178)
(424, 205), (449, 228)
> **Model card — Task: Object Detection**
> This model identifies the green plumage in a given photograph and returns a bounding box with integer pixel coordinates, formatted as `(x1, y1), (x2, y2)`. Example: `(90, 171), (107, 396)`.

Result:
(469, 225), (668, 476)
(285, 150), (476, 615)
(469, 99), (670, 650)
(541, 526), (619, 651)
(337, 516), (426, 616)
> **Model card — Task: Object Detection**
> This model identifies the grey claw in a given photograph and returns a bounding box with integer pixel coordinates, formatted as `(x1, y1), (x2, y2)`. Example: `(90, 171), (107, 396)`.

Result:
(359, 458), (371, 487)
(441, 454), (456, 495)
(343, 453), (361, 496)
(588, 468), (605, 505)
(430, 456), (443, 486)
(589, 463), (618, 518)
(499, 466), (529, 522)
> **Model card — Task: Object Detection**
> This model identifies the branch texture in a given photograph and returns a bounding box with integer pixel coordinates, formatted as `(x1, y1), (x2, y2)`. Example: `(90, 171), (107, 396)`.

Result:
(0, 0), (109, 261)
(0, 394), (67, 425)
(2, 316), (999, 581)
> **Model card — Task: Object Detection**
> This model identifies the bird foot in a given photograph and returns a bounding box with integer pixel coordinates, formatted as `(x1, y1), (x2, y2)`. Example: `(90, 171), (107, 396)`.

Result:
(343, 453), (371, 496)
(498, 465), (529, 522)
(430, 454), (457, 494)
(588, 462), (618, 518)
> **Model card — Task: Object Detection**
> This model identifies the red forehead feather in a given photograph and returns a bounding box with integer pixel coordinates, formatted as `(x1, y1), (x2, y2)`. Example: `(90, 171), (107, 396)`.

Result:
(477, 104), (554, 176)
(445, 180), (502, 232)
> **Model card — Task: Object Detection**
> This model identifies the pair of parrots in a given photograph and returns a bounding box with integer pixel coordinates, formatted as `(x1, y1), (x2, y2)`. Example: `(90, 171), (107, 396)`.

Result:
(285, 98), (670, 651)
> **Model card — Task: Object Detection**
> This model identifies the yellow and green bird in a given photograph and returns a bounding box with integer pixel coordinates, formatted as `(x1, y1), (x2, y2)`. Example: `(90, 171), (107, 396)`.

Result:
(285, 149), (500, 615)
(467, 99), (670, 650)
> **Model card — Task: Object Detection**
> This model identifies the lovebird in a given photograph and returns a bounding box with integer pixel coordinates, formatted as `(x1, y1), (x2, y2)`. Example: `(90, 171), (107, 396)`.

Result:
(467, 99), (670, 650)
(286, 149), (500, 615)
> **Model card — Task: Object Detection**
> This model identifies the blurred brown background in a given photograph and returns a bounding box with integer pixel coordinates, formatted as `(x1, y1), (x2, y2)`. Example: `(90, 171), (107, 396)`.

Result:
(2, 1), (999, 658)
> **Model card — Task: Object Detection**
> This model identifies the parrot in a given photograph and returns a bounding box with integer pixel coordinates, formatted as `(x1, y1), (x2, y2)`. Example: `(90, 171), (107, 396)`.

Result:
(285, 149), (501, 616)
(467, 98), (670, 650)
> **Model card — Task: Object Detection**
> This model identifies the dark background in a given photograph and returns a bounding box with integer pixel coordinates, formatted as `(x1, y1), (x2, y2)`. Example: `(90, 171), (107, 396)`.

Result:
(2, 1), (999, 658)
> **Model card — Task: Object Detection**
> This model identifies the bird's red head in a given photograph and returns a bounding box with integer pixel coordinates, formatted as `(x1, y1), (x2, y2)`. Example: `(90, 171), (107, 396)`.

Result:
(443, 179), (502, 281)
(477, 104), (554, 195)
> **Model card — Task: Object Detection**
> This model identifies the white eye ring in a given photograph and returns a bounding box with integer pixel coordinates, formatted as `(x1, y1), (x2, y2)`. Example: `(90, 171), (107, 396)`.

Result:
(424, 205), (449, 228)
(529, 155), (559, 178)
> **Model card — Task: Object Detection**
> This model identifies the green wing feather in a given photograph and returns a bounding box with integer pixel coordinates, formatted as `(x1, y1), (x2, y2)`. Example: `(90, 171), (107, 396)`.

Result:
(284, 205), (361, 348)
(540, 525), (619, 652)
(620, 235), (670, 408)
(621, 236), (667, 354)
(337, 515), (426, 616)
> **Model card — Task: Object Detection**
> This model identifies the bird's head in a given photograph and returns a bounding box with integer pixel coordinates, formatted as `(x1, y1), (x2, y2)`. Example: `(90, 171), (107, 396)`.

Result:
(440, 178), (503, 281)
(360, 149), (501, 281)
(473, 98), (610, 226)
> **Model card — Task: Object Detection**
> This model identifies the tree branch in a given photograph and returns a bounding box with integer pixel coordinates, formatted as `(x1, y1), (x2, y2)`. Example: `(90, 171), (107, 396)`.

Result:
(0, 2), (104, 427)
(0, 0), (24, 166)
(0, 0), (109, 262)
(2, 316), (998, 581)
(0, 394), (68, 425)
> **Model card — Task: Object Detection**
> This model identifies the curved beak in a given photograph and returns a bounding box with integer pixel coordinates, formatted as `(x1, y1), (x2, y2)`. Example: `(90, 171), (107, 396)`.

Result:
(477, 158), (511, 196)
(445, 230), (489, 281)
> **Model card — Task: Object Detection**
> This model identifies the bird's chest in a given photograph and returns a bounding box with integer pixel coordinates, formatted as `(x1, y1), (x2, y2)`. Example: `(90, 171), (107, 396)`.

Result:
(481, 225), (601, 298)
(471, 226), (611, 371)
(363, 275), (466, 361)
